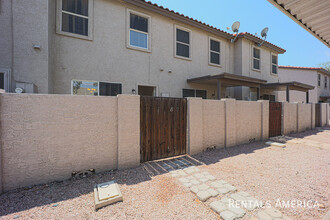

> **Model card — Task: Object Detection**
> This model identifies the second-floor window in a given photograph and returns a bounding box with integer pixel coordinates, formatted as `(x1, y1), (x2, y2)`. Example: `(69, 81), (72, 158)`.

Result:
(318, 74), (321, 87)
(253, 47), (261, 70)
(176, 27), (191, 59)
(129, 12), (149, 49)
(61, 0), (89, 36)
(325, 76), (328, 89)
(271, 55), (278, 74)
(209, 38), (221, 66)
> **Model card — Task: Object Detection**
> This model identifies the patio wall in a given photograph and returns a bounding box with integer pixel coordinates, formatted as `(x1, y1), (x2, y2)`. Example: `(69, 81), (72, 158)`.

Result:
(187, 98), (269, 154)
(282, 102), (315, 135)
(0, 94), (140, 192)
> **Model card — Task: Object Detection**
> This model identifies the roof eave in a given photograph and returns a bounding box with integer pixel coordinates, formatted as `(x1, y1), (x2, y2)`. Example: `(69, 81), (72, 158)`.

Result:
(123, 0), (233, 40)
(237, 35), (286, 54)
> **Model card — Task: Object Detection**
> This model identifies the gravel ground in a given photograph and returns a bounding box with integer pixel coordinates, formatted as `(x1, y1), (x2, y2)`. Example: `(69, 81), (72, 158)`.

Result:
(0, 127), (329, 220)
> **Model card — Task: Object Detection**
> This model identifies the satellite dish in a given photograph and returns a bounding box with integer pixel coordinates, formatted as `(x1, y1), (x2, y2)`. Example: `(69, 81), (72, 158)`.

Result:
(258, 27), (269, 47)
(231, 21), (240, 33)
(231, 21), (240, 43)
(261, 27), (268, 38)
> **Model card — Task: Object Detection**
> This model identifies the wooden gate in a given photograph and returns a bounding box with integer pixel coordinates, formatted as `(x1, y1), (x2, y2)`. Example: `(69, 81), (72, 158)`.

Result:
(140, 96), (187, 162)
(269, 102), (282, 137)
(315, 103), (321, 127)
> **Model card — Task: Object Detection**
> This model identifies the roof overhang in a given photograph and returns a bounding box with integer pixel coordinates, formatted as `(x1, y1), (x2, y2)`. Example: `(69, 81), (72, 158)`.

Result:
(267, 0), (330, 48)
(187, 73), (267, 88)
(261, 81), (314, 92)
(279, 66), (330, 76)
(236, 33), (286, 54)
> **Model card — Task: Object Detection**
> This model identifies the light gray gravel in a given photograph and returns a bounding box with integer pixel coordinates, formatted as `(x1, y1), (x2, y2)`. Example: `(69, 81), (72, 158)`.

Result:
(0, 128), (329, 219)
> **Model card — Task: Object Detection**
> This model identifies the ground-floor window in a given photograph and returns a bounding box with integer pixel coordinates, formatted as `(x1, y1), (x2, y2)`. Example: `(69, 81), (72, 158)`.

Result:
(71, 80), (122, 96)
(182, 89), (207, 99)
(262, 94), (275, 102)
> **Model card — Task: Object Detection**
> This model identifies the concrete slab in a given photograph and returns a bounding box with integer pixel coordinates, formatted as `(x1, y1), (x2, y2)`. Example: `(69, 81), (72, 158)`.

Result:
(94, 181), (123, 210)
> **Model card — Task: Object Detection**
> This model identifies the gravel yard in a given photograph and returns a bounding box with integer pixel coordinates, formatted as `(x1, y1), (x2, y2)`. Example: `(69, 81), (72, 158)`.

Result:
(0, 128), (329, 220)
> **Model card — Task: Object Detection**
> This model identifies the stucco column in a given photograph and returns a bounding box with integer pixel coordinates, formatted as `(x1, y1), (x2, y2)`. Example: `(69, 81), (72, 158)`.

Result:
(187, 97), (203, 155)
(258, 100), (269, 139)
(311, 103), (315, 129)
(0, 95), (2, 194)
(223, 99), (236, 147)
(117, 95), (140, 170)
(326, 104), (329, 126)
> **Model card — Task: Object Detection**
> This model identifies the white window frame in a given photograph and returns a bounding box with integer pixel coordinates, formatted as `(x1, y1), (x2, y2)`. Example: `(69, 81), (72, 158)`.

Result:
(252, 46), (261, 71)
(271, 53), (278, 75)
(0, 68), (11, 93)
(324, 76), (327, 89)
(126, 9), (151, 53)
(174, 25), (192, 60)
(317, 74), (321, 87)
(56, 0), (94, 40)
(208, 37), (222, 67)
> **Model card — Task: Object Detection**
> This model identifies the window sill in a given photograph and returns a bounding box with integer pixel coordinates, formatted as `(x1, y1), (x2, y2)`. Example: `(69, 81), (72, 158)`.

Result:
(209, 62), (222, 68)
(126, 45), (151, 53)
(174, 55), (192, 61)
(270, 73), (278, 76)
(56, 30), (93, 41)
(252, 68), (261, 72)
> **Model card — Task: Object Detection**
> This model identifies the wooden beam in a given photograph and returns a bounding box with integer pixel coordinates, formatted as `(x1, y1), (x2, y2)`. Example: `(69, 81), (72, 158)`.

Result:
(286, 85), (290, 102)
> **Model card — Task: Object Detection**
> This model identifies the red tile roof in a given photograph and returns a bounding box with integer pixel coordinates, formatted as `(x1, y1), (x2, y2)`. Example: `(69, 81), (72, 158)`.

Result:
(279, 66), (330, 75)
(125, 0), (286, 53)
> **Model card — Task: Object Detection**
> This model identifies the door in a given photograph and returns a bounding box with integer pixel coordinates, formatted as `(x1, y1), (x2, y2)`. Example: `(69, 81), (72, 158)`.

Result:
(140, 96), (187, 162)
(269, 102), (282, 137)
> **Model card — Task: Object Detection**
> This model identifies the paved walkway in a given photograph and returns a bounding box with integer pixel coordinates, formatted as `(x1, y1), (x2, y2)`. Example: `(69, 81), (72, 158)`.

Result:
(144, 156), (292, 220)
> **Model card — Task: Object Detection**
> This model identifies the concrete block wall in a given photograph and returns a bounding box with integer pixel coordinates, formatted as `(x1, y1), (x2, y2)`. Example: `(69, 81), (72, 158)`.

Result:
(0, 93), (140, 192)
(187, 98), (269, 154)
(282, 102), (315, 135)
(319, 103), (329, 127)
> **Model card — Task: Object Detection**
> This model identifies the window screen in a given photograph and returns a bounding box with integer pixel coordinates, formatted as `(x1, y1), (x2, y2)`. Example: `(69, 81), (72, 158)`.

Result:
(129, 13), (149, 49)
(176, 28), (190, 58)
(271, 55), (278, 74)
(210, 39), (220, 65)
(0, 73), (4, 90)
(253, 48), (261, 70)
(61, 0), (89, 36)
(99, 82), (122, 96)
(196, 90), (207, 99)
(183, 89), (195, 98)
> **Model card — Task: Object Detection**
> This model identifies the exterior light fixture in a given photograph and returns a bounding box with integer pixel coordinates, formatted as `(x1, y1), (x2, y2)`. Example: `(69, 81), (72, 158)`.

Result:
(132, 89), (136, 94)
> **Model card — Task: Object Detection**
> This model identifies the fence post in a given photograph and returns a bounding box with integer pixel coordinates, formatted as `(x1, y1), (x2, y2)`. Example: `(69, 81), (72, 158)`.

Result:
(257, 100), (269, 140)
(187, 98), (203, 155)
(223, 99), (236, 147)
(117, 95), (140, 170)
(311, 103), (315, 129)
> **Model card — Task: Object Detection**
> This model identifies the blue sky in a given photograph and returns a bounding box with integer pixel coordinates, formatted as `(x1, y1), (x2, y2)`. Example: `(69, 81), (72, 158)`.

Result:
(149, 0), (329, 67)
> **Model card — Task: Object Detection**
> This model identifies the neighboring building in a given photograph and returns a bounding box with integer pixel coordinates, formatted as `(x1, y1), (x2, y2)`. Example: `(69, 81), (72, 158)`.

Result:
(0, 0), (313, 100)
(277, 66), (330, 103)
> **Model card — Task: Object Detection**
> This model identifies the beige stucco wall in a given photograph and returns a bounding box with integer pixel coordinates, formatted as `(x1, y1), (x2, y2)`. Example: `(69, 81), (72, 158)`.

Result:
(235, 101), (263, 145)
(233, 38), (280, 100)
(117, 95), (140, 169)
(202, 99), (225, 149)
(0, 93), (119, 191)
(282, 103), (298, 135)
(187, 98), (268, 154)
(51, 0), (233, 99)
(297, 103), (312, 132)
(277, 68), (330, 103)
(2, 0), (284, 99)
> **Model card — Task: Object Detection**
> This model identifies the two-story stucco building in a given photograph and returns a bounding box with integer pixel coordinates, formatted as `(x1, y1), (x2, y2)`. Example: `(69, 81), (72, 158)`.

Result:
(277, 66), (330, 103)
(0, 0), (315, 101)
